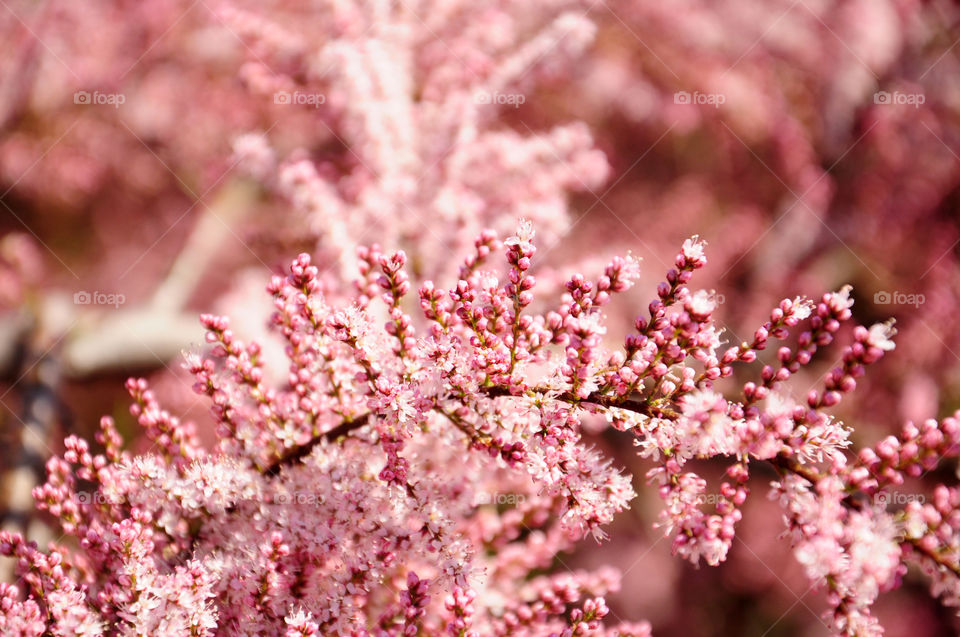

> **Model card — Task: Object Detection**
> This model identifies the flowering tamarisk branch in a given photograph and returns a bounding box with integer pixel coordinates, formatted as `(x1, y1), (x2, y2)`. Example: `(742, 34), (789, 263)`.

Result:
(2, 222), (959, 636)
(226, 0), (609, 281)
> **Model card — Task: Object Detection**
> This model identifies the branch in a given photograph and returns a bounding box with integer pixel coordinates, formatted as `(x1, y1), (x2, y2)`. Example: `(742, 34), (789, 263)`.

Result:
(261, 385), (671, 476)
(907, 536), (960, 579)
(259, 385), (935, 556)
(254, 383), (960, 587)
(263, 413), (370, 476)
(768, 453), (960, 579)
(768, 454), (824, 485)
(482, 384), (677, 417)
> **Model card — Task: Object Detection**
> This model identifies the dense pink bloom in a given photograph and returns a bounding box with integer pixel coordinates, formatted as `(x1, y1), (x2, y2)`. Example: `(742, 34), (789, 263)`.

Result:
(2, 225), (957, 635)
(3, 1), (960, 635)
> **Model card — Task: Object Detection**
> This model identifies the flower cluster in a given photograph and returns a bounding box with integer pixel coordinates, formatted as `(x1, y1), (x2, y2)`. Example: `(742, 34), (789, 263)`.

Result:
(225, 0), (608, 278)
(2, 223), (959, 636)
(569, 0), (960, 437)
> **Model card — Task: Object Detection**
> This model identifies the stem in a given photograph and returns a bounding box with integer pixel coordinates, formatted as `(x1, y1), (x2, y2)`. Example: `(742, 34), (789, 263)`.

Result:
(262, 386), (671, 476)
(263, 414), (371, 477)
(259, 384), (960, 582)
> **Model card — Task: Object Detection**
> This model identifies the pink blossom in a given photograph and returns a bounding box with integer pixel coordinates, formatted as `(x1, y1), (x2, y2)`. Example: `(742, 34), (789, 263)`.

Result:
(7, 225), (956, 635)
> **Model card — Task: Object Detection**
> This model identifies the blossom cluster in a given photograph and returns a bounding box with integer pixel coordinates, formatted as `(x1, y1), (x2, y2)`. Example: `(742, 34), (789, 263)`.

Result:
(569, 0), (960, 433)
(3, 0), (960, 633)
(0, 222), (957, 636)
(226, 0), (608, 278)
(0, 0), (606, 320)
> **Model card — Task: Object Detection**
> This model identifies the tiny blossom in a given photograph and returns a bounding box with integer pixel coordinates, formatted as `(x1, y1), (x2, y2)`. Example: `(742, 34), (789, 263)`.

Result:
(686, 289), (717, 319)
(680, 235), (706, 266)
(284, 609), (319, 637)
(866, 320), (897, 352)
(504, 219), (536, 252)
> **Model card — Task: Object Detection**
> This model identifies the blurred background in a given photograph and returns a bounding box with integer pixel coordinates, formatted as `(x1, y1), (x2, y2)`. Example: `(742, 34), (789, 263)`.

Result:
(1, 0), (960, 634)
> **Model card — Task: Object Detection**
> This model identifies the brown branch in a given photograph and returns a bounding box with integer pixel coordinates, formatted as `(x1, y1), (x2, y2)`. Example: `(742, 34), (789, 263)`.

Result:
(767, 454), (823, 485)
(258, 382), (960, 594)
(259, 384), (842, 500)
(907, 536), (960, 579)
(768, 453), (960, 580)
(262, 386), (670, 477)
(257, 386), (902, 528)
(263, 414), (371, 477)
(481, 385), (676, 418)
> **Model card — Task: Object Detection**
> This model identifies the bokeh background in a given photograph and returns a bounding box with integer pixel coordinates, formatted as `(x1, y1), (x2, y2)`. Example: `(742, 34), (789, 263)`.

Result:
(2, 1), (960, 634)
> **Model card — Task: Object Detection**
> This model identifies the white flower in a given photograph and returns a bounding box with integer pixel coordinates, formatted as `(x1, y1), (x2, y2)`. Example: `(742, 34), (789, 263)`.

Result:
(687, 289), (717, 317)
(833, 284), (855, 310)
(866, 320), (896, 351)
(681, 235), (706, 261)
(504, 219), (535, 250)
(792, 297), (814, 320)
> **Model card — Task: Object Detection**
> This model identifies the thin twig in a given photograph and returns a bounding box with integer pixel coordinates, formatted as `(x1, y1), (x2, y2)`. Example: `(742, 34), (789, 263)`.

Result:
(262, 385), (671, 476)
(263, 414), (371, 476)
